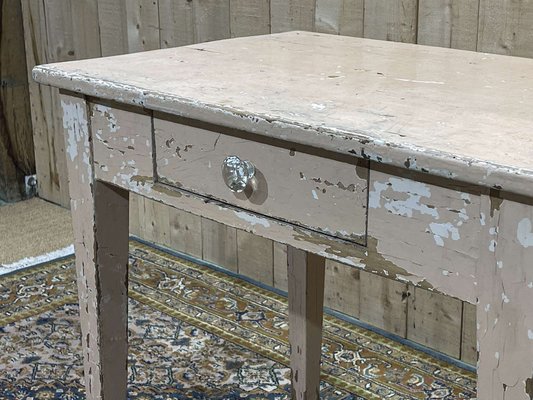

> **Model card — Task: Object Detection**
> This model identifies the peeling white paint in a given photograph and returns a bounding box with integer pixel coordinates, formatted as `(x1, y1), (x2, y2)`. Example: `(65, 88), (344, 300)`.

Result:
(234, 211), (270, 228)
(502, 293), (510, 303)
(480, 212), (486, 226)
(457, 208), (469, 221)
(517, 218), (533, 248)
(62, 100), (88, 162)
(429, 222), (460, 246)
(94, 104), (119, 133)
(489, 240), (497, 252)
(369, 178), (439, 219)
(528, 330), (533, 340)
(311, 190), (319, 200)
(497, 261), (503, 269)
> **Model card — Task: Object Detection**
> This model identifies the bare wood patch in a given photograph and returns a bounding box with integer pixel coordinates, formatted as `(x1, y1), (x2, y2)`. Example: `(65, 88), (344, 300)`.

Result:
(201, 217), (238, 272)
(363, 0), (418, 43)
(230, 0), (271, 38)
(237, 230), (274, 286)
(407, 287), (463, 358)
(368, 169), (481, 303)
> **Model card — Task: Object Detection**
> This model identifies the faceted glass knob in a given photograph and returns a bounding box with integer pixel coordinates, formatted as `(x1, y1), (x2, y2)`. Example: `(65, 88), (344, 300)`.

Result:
(221, 155), (255, 193)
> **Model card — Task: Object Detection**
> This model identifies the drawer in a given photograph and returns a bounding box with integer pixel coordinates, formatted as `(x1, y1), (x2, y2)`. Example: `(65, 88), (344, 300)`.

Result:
(154, 116), (368, 245)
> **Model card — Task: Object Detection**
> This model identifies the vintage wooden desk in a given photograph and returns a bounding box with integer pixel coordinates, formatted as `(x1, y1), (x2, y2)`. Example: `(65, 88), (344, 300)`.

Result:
(34, 31), (533, 400)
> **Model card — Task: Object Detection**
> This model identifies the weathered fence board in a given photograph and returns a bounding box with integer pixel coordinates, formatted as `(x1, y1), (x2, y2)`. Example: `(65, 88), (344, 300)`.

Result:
(418, 0), (479, 50)
(0, 0), (33, 201)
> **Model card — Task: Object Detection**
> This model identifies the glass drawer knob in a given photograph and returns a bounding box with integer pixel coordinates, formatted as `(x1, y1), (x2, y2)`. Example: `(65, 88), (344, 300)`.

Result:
(222, 155), (255, 193)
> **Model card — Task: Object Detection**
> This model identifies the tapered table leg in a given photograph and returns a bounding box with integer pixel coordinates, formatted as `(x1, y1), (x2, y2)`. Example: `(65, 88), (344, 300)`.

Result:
(287, 246), (326, 400)
(61, 93), (130, 399)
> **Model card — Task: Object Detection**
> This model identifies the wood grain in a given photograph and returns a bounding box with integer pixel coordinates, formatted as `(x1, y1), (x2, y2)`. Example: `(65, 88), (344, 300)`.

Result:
(125, 0), (161, 53)
(324, 259), (360, 318)
(0, 0), (33, 201)
(270, 0), (315, 33)
(461, 302), (477, 365)
(21, 0), (100, 206)
(315, 0), (363, 37)
(194, 0), (231, 43)
(237, 230), (274, 286)
(287, 247), (325, 400)
(139, 198), (171, 248)
(159, 0), (195, 48)
(97, 0), (128, 56)
(359, 272), (408, 336)
(230, 0), (271, 38)
(418, 0), (479, 50)
(129, 193), (141, 236)
(273, 241), (288, 291)
(407, 287), (463, 358)
(478, 0), (533, 58)
(201, 218), (238, 272)
(363, 0), (418, 43)
(169, 208), (203, 258)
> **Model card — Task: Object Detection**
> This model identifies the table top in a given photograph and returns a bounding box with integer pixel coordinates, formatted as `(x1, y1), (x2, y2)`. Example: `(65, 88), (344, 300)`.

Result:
(33, 31), (533, 197)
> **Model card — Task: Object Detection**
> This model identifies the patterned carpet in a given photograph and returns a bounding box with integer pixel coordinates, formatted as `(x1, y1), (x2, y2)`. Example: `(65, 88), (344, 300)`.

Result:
(0, 240), (476, 399)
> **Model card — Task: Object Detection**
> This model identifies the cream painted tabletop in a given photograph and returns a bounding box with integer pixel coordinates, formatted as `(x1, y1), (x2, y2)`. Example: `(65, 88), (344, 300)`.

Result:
(33, 31), (533, 198)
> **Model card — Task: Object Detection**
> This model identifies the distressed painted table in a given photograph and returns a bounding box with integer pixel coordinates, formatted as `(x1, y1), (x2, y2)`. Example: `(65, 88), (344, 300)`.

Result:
(34, 31), (533, 400)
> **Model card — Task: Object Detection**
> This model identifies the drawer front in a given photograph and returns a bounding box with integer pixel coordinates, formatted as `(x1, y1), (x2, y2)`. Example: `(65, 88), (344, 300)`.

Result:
(154, 117), (368, 244)
(90, 102), (153, 185)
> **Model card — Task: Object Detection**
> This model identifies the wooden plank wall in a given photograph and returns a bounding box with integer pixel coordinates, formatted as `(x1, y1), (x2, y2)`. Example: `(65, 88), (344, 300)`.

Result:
(0, 0), (34, 201)
(21, 0), (533, 365)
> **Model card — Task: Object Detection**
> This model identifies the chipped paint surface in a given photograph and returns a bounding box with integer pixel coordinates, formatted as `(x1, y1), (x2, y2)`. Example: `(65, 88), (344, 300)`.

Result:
(154, 115), (368, 245)
(517, 218), (533, 248)
(45, 32), (533, 399)
(429, 222), (460, 246)
(368, 170), (480, 302)
(61, 94), (130, 399)
(370, 177), (439, 218)
(234, 211), (270, 228)
(477, 198), (533, 399)
(62, 99), (88, 163)
(90, 101), (153, 193)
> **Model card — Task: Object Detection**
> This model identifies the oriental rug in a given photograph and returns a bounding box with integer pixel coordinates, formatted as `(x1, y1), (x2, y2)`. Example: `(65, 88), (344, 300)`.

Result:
(0, 240), (476, 399)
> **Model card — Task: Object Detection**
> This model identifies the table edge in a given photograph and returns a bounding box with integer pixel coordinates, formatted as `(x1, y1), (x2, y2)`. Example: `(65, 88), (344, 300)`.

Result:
(33, 64), (533, 200)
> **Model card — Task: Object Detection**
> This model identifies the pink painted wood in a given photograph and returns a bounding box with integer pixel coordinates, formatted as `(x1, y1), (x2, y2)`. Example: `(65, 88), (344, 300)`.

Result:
(61, 93), (130, 399)
(38, 33), (533, 399)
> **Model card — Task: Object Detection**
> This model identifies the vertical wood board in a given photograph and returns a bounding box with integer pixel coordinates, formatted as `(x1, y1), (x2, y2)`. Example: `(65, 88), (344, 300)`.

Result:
(363, 0), (418, 43)
(478, 0), (533, 58)
(417, 0), (479, 51)
(230, 0), (271, 38)
(315, 0), (363, 37)
(270, 0), (315, 33)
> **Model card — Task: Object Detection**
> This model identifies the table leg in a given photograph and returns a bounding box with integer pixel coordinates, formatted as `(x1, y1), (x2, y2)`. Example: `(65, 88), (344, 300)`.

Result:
(477, 196), (533, 399)
(61, 93), (130, 399)
(287, 246), (326, 400)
